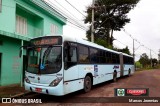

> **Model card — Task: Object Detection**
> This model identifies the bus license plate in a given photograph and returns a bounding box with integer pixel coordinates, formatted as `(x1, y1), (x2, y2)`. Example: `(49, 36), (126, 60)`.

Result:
(35, 88), (42, 92)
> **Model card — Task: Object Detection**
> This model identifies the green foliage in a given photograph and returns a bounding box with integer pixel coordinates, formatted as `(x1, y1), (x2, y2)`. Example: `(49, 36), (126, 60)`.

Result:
(150, 58), (158, 67)
(85, 0), (140, 46)
(95, 38), (108, 48)
(114, 46), (131, 55)
(135, 61), (142, 68)
(138, 54), (158, 69)
(123, 46), (131, 55)
(94, 38), (113, 49)
(139, 53), (150, 68)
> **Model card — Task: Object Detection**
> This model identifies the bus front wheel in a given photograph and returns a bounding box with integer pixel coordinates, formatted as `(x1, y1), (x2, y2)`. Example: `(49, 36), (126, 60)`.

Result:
(84, 76), (92, 92)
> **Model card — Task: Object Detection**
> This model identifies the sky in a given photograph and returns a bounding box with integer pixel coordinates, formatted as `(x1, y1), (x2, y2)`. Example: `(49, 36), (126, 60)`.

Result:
(47, 0), (160, 61)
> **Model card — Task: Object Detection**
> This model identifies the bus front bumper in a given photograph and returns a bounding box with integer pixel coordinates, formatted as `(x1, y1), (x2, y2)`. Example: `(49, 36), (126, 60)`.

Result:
(25, 82), (64, 96)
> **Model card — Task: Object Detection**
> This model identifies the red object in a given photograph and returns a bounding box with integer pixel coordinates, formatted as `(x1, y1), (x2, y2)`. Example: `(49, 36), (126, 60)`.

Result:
(36, 48), (41, 52)
(35, 88), (42, 92)
(127, 89), (146, 95)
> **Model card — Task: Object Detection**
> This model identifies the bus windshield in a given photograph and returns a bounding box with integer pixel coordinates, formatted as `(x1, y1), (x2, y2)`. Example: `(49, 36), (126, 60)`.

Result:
(27, 46), (62, 74)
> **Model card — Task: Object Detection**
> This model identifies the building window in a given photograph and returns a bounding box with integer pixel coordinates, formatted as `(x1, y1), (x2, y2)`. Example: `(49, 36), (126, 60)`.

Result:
(0, 0), (2, 12)
(50, 24), (58, 34)
(16, 15), (27, 35)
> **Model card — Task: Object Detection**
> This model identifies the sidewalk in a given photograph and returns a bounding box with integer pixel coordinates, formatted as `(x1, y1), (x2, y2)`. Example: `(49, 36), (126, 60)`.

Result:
(0, 84), (30, 98)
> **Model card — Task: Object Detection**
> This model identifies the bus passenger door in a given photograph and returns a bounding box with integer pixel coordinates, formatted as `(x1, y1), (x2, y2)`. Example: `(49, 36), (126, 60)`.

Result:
(120, 53), (124, 77)
(64, 42), (78, 85)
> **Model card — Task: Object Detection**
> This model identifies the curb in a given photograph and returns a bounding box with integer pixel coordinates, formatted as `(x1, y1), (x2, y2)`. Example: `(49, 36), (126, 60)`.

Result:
(0, 92), (32, 102)
(10, 91), (32, 98)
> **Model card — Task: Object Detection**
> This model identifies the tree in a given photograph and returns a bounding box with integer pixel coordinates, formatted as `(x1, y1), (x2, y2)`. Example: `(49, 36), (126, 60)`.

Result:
(150, 58), (158, 67)
(85, 0), (140, 47)
(158, 52), (160, 64)
(95, 38), (112, 49)
(135, 61), (142, 69)
(139, 53), (150, 68)
(114, 46), (131, 55)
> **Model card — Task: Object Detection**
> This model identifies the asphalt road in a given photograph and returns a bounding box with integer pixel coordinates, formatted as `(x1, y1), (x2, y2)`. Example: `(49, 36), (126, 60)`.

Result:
(4, 69), (160, 106)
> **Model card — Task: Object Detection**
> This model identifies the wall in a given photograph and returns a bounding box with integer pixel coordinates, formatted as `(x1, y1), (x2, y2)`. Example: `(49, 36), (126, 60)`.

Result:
(15, 0), (64, 37)
(16, 5), (44, 37)
(0, 0), (16, 33)
(0, 0), (65, 38)
(0, 36), (22, 85)
(0, 0), (66, 86)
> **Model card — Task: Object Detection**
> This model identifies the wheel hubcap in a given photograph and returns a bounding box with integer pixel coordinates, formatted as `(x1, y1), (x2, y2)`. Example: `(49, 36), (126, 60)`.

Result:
(85, 77), (91, 91)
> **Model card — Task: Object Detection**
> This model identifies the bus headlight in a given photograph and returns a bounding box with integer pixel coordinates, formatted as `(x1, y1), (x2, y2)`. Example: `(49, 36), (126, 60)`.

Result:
(25, 76), (30, 83)
(49, 77), (62, 87)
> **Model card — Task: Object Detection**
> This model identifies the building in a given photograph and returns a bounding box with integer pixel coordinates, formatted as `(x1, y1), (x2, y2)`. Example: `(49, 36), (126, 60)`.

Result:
(0, 0), (66, 86)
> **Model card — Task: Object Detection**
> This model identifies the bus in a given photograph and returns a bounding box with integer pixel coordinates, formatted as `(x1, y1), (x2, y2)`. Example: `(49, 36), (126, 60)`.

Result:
(20, 35), (134, 96)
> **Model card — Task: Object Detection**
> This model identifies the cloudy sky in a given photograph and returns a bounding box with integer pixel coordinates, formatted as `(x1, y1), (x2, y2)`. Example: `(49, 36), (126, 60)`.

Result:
(48, 0), (160, 61)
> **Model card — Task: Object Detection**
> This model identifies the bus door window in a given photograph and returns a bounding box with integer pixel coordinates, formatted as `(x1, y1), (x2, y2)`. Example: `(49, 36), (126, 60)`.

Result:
(70, 47), (77, 62)
(64, 42), (77, 69)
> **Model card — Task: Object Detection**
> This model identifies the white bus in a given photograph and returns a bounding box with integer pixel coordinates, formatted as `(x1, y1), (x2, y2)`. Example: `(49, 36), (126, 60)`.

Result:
(20, 35), (134, 96)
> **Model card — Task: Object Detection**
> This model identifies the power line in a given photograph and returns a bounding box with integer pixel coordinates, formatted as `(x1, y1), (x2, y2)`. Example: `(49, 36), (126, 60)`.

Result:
(89, 0), (157, 60)
(64, 0), (86, 17)
(54, 0), (80, 20)
(123, 29), (134, 39)
(46, 0), (87, 31)
(67, 22), (87, 31)
(115, 39), (133, 49)
(50, 0), (87, 30)
(67, 20), (87, 31)
(94, 1), (158, 58)
(123, 28), (158, 59)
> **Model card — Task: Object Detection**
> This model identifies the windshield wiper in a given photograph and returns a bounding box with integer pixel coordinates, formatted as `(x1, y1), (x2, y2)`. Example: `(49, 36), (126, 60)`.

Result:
(38, 46), (53, 72)
(43, 46), (52, 59)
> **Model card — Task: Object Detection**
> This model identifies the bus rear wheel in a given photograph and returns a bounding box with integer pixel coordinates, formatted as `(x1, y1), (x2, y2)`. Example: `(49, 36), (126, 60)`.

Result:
(84, 76), (92, 92)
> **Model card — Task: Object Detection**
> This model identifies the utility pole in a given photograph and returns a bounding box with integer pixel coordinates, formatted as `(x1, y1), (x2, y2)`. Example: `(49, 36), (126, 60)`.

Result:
(91, 0), (95, 42)
(133, 39), (135, 69)
(150, 49), (152, 68)
(158, 49), (160, 64)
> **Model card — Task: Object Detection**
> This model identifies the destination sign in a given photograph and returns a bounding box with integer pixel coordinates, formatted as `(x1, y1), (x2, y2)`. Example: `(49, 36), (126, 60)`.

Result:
(31, 36), (62, 46)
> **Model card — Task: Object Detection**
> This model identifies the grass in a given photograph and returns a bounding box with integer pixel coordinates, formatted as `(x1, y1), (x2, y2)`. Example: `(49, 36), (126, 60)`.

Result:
(136, 66), (160, 72)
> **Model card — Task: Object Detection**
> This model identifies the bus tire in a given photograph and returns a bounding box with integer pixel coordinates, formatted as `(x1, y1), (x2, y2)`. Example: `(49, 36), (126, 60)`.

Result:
(113, 71), (117, 82)
(128, 69), (131, 77)
(84, 76), (92, 93)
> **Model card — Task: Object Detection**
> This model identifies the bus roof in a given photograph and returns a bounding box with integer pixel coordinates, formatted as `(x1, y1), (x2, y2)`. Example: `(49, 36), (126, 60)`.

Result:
(63, 35), (120, 55)
(31, 35), (133, 57)
(121, 53), (133, 58)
